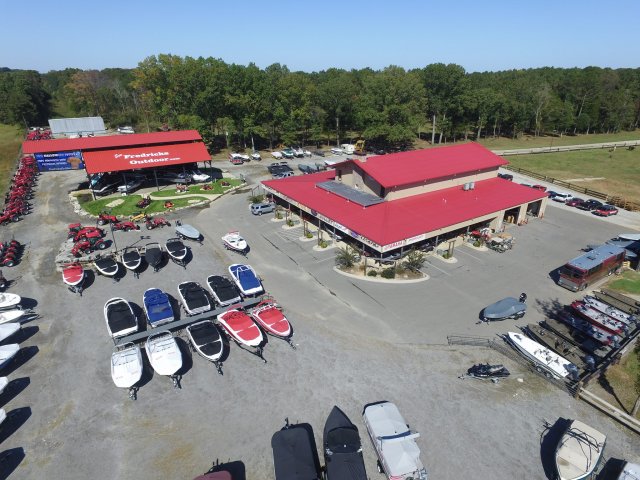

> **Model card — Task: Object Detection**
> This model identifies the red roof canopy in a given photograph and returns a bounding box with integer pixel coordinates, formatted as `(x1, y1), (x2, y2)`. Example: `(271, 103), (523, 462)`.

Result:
(263, 173), (545, 248)
(351, 143), (508, 188)
(83, 142), (210, 174)
(22, 130), (202, 154)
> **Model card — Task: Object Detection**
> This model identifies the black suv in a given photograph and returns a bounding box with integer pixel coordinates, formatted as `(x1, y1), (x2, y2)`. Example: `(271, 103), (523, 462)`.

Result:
(497, 173), (513, 181)
(576, 199), (603, 211)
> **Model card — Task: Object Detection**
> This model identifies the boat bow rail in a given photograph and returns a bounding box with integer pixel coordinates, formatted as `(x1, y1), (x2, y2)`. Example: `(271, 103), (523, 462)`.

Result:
(114, 297), (262, 346)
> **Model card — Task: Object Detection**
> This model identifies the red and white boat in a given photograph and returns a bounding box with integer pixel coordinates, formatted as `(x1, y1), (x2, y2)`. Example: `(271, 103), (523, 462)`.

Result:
(250, 300), (295, 348)
(571, 301), (629, 337)
(217, 308), (265, 361)
(62, 263), (85, 295)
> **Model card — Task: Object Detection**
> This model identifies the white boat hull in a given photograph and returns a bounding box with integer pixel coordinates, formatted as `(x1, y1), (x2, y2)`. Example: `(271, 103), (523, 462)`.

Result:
(555, 420), (606, 480)
(0, 293), (20, 309)
(111, 345), (143, 389)
(0, 309), (24, 325)
(507, 332), (577, 380)
(0, 376), (8, 395)
(145, 333), (182, 376)
(0, 323), (20, 343)
(0, 344), (20, 369)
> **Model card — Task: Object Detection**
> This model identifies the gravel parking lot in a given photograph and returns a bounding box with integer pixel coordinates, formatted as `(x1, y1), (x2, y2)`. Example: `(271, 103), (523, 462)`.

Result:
(0, 166), (638, 479)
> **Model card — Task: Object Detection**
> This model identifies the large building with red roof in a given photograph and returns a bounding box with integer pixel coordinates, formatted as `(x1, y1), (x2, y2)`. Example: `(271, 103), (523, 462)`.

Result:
(262, 143), (547, 254)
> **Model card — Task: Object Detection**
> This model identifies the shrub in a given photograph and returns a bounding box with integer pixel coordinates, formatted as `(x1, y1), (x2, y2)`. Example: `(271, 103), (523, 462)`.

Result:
(401, 248), (426, 272)
(367, 270), (378, 277)
(442, 252), (451, 259)
(473, 240), (483, 247)
(248, 194), (265, 204)
(305, 231), (313, 238)
(335, 246), (360, 268)
(319, 240), (329, 248)
(286, 219), (294, 227)
(381, 268), (396, 279)
(275, 211), (283, 219)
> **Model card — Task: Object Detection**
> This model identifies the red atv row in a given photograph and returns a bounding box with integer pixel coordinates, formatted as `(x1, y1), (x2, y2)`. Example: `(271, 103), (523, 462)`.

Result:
(71, 231), (108, 257)
(68, 224), (106, 242)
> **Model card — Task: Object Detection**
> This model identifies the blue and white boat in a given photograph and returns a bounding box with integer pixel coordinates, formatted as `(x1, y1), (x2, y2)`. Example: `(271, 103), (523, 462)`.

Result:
(143, 288), (175, 327)
(228, 264), (263, 296)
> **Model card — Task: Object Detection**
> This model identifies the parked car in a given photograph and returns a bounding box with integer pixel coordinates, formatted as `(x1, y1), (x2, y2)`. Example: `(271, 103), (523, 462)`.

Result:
(576, 199), (603, 211)
(565, 197), (584, 207)
(497, 173), (513, 181)
(156, 171), (193, 184)
(271, 151), (283, 160)
(117, 178), (144, 193)
(229, 153), (245, 164)
(303, 149), (312, 157)
(93, 177), (121, 196)
(292, 146), (304, 158)
(552, 192), (573, 203)
(331, 147), (344, 155)
(547, 191), (557, 199)
(188, 169), (211, 182)
(520, 183), (533, 188)
(117, 126), (134, 134)
(250, 152), (261, 161)
(594, 204), (619, 216)
(272, 171), (294, 179)
(251, 202), (275, 215)
(281, 148), (295, 159)
(375, 251), (402, 266)
(312, 150), (326, 157)
(531, 184), (547, 192)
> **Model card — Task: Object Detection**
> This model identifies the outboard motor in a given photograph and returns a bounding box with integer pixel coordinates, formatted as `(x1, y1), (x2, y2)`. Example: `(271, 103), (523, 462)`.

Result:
(519, 292), (527, 303)
(566, 363), (580, 382)
(584, 355), (596, 372)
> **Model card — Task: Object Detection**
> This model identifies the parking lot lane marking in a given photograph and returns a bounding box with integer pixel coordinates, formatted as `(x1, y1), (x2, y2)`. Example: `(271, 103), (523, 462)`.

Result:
(424, 260), (451, 276)
(455, 248), (484, 262)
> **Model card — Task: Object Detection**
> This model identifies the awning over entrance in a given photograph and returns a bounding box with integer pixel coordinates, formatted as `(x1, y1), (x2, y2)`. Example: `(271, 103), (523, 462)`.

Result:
(82, 142), (210, 174)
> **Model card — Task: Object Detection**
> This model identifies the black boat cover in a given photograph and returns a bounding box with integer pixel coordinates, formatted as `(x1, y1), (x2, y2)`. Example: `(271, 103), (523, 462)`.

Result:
(190, 321), (223, 357)
(122, 250), (141, 268)
(107, 301), (137, 334)
(323, 406), (367, 480)
(272, 424), (322, 480)
(208, 276), (240, 303)
(95, 257), (118, 275)
(145, 244), (162, 266)
(166, 238), (187, 258)
(180, 282), (209, 309)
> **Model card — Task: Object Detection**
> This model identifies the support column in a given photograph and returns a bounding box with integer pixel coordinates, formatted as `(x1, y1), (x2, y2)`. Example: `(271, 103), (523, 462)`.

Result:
(517, 204), (527, 224)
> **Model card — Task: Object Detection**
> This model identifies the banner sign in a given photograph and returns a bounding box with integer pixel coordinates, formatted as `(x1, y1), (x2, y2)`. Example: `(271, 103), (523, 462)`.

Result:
(35, 150), (84, 171)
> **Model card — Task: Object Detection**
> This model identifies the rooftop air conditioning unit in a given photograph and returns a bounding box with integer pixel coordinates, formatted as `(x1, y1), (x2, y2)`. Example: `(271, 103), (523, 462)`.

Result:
(469, 182), (475, 190)
(463, 183), (470, 191)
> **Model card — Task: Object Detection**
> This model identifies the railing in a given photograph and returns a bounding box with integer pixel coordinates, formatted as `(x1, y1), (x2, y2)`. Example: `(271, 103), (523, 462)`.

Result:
(503, 165), (640, 211)
(493, 140), (640, 156)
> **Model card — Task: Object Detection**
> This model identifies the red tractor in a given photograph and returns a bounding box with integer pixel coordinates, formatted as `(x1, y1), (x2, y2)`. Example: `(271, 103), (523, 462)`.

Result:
(71, 232), (108, 257)
(112, 221), (140, 232)
(145, 216), (171, 230)
(0, 210), (20, 225)
(97, 212), (119, 225)
(68, 224), (105, 240)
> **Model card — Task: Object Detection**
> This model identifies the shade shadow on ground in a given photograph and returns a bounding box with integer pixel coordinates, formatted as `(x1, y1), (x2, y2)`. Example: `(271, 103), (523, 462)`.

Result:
(540, 417), (571, 480)
(0, 447), (25, 480)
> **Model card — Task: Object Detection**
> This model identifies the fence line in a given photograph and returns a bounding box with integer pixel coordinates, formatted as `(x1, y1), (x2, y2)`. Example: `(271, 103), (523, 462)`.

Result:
(493, 140), (640, 156)
(503, 165), (640, 211)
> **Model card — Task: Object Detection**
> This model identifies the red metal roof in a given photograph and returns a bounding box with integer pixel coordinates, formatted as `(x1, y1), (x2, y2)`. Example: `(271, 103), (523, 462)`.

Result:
(22, 130), (202, 154)
(351, 143), (508, 188)
(263, 173), (546, 248)
(83, 142), (211, 174)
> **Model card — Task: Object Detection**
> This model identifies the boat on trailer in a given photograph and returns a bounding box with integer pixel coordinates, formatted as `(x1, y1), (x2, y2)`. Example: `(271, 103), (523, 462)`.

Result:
(175, 221), (202, 242)
(217, 308), (265, 361)
(0, 293), (20, 310)
(0, 323), (20, 343)
(145, 242), (163, 272)
(104, 297), (138, 339)
(0, 376), (8, 395)
(94, 255), (119, 278)
(0, 309), (24, 325)
(228, 263), (263, 296)
(323, 406), (368, 480)
(178, 281), (211, 316)
(206, 275), (241, 307)
(525, 323), (596, 372)
(186, 320), (224, 374)
(0, 344), (19, 370)
(571, 300), (629, 337)
(271, 419), (323, 480)
(62, 263), (85, 294)
(165, 237), (187, 265)
(111, 343), (143, 400)
(193, 472), (233, 480)
(583, 295), (637, 327)
(555, 419), (606, 480)
(506, 332), (579, 380)
(145, 331), (183, 387)
(222, 231), (248, 254)
(120, 247), (142, 273)
(557, 311), (619, 347)
(143, 288), (174, 327)
(250, 300), (295, 348)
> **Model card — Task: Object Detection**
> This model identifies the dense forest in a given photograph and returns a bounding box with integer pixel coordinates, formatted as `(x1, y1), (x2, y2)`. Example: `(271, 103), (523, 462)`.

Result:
(1, 59), (639, 150)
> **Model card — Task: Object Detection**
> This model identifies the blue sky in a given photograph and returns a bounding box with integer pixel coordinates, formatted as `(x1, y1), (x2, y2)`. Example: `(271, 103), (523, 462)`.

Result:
(2, 0), (638, 73)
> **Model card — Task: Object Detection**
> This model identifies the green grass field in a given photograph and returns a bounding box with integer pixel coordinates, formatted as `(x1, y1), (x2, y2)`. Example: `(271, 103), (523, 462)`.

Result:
(505, 147), (640, 203)
(0, 124), (24, 197)
(607, 270), (640, 295)
(78, 194), (210, 216)
(605, 344), (640, 419)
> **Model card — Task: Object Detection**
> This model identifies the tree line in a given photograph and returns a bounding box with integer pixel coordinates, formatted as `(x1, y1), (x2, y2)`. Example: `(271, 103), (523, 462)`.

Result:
(1, 59), (639, 150)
